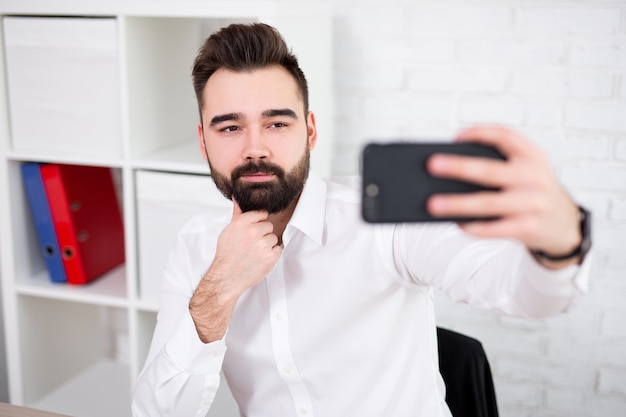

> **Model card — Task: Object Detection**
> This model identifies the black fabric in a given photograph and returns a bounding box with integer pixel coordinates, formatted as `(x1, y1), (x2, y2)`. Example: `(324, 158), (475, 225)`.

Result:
(436, 327), (499, 417)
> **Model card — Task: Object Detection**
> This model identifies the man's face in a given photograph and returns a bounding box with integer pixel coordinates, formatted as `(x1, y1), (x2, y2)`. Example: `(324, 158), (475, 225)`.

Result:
(198, 65), (317, 213)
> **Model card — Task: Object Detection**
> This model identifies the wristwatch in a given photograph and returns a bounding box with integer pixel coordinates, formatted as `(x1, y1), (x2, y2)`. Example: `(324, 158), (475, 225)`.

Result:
(531, 205), (592, 264)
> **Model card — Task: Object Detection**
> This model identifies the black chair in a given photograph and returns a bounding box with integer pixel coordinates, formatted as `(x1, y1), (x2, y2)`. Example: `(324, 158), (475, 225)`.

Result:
(436, 327), (499, 417)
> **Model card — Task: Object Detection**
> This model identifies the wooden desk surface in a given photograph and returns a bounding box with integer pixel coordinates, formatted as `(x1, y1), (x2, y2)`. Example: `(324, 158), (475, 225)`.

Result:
(0, 403), (72, 417)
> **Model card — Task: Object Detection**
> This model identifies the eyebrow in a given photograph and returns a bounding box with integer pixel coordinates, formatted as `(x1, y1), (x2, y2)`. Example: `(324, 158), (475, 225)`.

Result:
(209, 112), (243, 127)
(262, 108), (298, 119)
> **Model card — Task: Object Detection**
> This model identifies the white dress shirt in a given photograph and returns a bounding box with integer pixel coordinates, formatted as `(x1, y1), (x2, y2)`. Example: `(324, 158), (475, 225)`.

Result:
(132, 173), (588, 417)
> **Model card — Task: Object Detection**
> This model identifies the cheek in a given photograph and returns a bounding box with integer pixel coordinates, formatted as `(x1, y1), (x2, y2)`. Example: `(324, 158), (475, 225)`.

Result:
(205, 142), (236, 171)
(281, 147), (309, 175)
(279, 132), (310, 162)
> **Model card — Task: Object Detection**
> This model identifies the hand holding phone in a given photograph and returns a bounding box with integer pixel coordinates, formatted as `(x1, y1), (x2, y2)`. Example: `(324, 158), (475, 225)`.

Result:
(361, 142), (506, 223)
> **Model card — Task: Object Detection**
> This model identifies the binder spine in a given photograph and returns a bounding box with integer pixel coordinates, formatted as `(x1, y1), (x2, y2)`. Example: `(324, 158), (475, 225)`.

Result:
(40, 164), (87, 284)
(21, 162), (67, 283)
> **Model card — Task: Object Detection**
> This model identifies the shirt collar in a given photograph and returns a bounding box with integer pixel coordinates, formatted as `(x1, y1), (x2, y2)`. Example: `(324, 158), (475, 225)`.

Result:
(284, 173), (326, 246)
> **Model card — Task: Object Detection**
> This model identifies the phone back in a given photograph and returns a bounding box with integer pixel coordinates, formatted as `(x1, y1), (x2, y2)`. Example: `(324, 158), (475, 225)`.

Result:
(361, 142), (505, 223)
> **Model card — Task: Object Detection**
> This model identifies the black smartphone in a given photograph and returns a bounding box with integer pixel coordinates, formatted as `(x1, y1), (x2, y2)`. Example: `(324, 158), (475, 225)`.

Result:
(361, 142), (506, 223)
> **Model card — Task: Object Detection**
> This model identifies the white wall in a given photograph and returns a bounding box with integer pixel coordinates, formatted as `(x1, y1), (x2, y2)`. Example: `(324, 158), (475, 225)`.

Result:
(327, 0), (626, 416)
(0, 265), (7, 403)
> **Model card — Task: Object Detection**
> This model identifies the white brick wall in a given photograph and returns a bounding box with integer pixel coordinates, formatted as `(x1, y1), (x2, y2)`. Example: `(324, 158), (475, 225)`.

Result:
(328, 0), (626, 415)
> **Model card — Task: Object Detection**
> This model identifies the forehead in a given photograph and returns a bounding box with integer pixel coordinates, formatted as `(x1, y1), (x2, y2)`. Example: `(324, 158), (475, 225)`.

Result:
(201, 65), (303, 118)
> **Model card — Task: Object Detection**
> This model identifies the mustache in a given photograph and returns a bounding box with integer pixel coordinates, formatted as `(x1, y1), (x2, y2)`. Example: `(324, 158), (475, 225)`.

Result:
(232, 160), (285, 181)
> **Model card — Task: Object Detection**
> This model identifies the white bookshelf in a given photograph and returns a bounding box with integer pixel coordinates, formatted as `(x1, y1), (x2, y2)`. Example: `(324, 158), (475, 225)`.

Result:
(0, 1), (332, 416)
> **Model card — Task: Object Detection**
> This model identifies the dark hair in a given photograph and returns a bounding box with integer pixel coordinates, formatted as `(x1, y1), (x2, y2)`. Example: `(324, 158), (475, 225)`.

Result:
(192, 23), (309, 117)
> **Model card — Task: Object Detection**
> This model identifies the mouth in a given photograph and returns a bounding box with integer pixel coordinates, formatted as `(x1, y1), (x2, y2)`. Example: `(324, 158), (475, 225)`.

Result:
(239, 172), (276, 183)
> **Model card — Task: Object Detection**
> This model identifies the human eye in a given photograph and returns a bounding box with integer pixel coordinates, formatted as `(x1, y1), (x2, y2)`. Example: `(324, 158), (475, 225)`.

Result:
(269, 121), (288, 129)
(220, 125), (240, 133)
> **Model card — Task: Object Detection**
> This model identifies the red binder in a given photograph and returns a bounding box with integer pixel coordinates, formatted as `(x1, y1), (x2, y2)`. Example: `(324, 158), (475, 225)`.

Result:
(40, 164), (125, 285)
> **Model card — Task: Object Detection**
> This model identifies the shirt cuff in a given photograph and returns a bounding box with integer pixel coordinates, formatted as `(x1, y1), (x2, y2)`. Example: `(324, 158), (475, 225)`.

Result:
(163, 308), (227, 375)
(520, 248), (591, 297)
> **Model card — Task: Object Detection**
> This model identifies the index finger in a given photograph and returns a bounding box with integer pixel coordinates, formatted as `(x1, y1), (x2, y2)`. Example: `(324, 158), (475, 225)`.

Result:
(231, 196), (243, 217)
(456, 125), (539, 159)
(230, 196), (269, 222)
(427, 152), (509, 189)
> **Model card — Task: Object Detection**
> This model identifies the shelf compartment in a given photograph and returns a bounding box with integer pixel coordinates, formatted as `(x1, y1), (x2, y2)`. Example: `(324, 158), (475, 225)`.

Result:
(122, 16), (255, 164)
(3, 16), (123, 160)
(18, 297), (129, 416)
(10, 160), (127, 298)
(30, 359), (131, 417)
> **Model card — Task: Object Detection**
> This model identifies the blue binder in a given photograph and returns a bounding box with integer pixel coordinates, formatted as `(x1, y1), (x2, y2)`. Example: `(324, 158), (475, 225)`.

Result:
(21, 162), (67, 283)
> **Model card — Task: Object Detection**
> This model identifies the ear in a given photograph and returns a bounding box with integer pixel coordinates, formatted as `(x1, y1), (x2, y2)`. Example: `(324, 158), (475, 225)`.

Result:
(306, 111), (317, 151)
(198, 122), (208, 161)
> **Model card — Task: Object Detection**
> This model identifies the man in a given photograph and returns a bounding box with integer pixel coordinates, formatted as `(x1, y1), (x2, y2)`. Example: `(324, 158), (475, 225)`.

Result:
(132, 23), (591, 416)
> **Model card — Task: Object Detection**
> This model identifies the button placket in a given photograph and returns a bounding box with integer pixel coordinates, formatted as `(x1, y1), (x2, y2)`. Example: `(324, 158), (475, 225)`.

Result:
(265, 254), (315, 416)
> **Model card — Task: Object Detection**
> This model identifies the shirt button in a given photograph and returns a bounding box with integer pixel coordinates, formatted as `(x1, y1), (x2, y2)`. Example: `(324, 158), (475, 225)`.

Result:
(275, 312), (284, 321)
(300, 408), (308, 415)
(283, 366), (292, 375)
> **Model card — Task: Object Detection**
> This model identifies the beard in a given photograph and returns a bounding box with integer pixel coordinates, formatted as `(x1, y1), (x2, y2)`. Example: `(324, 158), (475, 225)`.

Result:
(208, 147), (310, 214)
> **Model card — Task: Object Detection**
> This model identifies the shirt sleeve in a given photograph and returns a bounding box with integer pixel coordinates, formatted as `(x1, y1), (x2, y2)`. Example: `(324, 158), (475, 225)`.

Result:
(389, 222), (590, 318)
(132, 222), (227, 417)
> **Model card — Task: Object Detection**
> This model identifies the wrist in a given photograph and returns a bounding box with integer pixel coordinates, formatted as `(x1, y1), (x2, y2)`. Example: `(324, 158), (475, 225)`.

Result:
(530, 205), (592, 268)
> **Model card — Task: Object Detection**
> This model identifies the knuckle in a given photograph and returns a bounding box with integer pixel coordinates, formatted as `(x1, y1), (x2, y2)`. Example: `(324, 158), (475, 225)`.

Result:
(520, 216), (542, 243)
(529, 193), (550, 215)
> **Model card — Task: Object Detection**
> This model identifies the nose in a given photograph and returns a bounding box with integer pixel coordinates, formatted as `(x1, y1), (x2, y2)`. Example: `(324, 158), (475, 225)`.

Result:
(241, 129), (269, 161)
